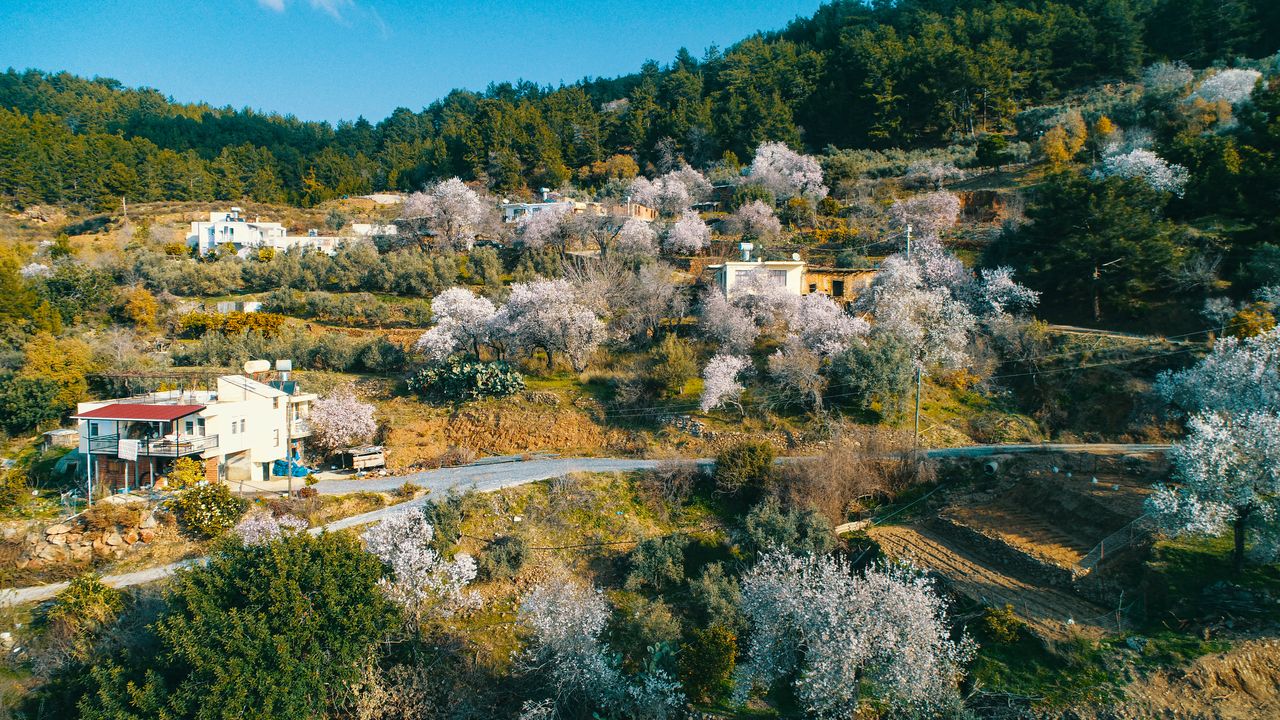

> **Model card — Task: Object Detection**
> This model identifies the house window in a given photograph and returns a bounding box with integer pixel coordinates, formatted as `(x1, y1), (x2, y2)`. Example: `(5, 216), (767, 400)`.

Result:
(240, 419), (247, 433)
(770, 270), (787, 286)
(808, 283), (817, 293)
(273, 429), (280, 447)
(89, 422), (99, 438)
(832, 280), (845, 297)
(273, 398), (279, 410)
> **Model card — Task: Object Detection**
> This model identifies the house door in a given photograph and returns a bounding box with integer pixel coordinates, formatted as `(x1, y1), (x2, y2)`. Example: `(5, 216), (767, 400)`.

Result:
(832, 280), (845, 297)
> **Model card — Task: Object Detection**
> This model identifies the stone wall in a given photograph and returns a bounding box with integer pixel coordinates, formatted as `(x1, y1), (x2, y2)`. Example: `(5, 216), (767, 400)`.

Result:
(11, 508), (164, 571)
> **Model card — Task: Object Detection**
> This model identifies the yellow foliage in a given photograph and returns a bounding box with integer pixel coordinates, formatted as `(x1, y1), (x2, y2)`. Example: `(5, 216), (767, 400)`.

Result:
(18, 332), (94, 411)
(1228, 303), (1277, 339)
(121, 286), (158, 331)
(1039, 126), (1073, 168)
(1094, 115), (1117, 137)
(166, 457), (206, 489)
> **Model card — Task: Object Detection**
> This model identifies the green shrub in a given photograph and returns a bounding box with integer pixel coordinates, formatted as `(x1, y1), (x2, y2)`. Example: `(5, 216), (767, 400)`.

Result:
(171, 483), (247, 538)
(688, 563), (743, 629)
(680, 624), (737, 704)
(477, 535), (529, 581)
(0, 467), (31, 512)
(45, 574), (123, 660)
(421, 492), (466, 557)
(607, 593), (682, 674)
(647, 335), (697, 398)
(407, 358), (525, 402)
(743, 497), (834, 557)
(625, 534), (689, 593)
(714, 440), (776, 498)
(983, 604), (1026, 645)
(78, 533), (398, 719)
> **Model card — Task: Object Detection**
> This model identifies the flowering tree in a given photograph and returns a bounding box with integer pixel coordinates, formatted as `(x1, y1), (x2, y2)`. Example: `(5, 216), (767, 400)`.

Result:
(1143, 61), (1193, 95)
(888, 191), (960, 240)
(698, 290), (758, 354)
(735, 551), (973, 718)
(768, 341), (827, 411)
(1148, 411), (1280, 570)
(664, 210), (710, 254)
(976, 266), (1042, 317)
(788, 292), (869, 357)
(700, 354), (750, 412)
(721, 200), (782, 244)
(1191, 68), (1263, 106)
(401, 178), (488, 251)
(517, 204), (575, 254)
(746, 142), (828, 200)
(362, 507), (478, 622)
(612, 217), (658, 257)
(20, 262), (50, 279)
(309, 385), (377, 453)
(497, 278), (605, 371)
(858, 255), (976, 372)
(628, 164), (710, 216)
(517, 580), (683, 718)
(1095, 149), (1190, 197)
(234, 511), (307, 546)
(1155, 328), (1280, 416)
(414, 287), (497, 360)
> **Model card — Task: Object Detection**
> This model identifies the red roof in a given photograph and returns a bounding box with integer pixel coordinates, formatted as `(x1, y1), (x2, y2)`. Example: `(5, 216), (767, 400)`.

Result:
(73, 404), (205, 422)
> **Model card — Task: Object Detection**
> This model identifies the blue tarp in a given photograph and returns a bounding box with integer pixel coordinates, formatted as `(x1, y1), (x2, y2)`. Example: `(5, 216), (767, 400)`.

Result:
(272, 453), (310, 478)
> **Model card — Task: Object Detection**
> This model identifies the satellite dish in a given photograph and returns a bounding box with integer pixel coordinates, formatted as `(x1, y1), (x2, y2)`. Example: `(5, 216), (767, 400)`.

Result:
(792, 253), (802, 261)
(243, 359), (271, 374)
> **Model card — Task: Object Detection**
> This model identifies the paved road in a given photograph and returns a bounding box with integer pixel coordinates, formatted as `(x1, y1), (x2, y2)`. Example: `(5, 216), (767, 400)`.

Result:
(0, 444), (1167, 606)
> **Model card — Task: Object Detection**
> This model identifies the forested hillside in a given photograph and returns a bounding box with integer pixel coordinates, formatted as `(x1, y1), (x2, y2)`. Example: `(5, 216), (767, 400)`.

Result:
(2, 0), (1278, 210)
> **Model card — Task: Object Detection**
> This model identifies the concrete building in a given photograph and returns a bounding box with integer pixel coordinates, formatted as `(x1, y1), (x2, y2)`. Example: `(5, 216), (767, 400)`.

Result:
(803, 266), (878, 305)
(186, 208), (360, 257)
(72, 372), (316, 495)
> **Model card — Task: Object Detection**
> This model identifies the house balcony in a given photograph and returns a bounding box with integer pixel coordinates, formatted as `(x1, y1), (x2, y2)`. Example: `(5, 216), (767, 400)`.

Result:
(290, 418), (312, 437)
(87, 434), (219, 457)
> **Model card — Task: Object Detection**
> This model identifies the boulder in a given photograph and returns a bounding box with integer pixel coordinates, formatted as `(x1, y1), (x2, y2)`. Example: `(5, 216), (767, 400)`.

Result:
(45, 523), (73, 536)
(123, 530), (139, 545)
(70, 545), (93, 562)
(37, 544), (66, 561)
(65, 533), (82, 544)
(138, 529), (156, 543)
(140, 514), (158, 530)
(104, 532), (123, 547)
(48, 533), (68, 546)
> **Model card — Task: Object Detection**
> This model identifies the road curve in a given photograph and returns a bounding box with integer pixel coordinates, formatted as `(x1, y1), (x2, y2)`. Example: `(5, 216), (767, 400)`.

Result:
(0, 443), (1167, 606)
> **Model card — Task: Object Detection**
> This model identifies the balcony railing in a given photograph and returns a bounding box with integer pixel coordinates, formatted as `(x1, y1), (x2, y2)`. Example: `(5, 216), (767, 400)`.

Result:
(87, 434), (219, 457)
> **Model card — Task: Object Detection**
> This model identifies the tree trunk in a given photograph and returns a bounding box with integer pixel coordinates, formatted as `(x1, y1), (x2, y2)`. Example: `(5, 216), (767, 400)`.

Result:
(1233, 510), (1250, 574)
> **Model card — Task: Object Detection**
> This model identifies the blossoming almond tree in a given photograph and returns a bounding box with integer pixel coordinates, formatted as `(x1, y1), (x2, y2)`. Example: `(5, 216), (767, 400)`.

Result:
(309, 385), (377, 454)
(700, 354), (750, 413)
(736, 550), (973, 718)
(721, 200), (782, 244)
(1095, 148), (1190, 197)
(362, 507), (478, 623)
(496, 278), (605, 371)
(1191, 68), (1263, 106)
(1148, 410), (1280, 570)
(516, 203), (575, 254)
(746, 141), (828, 200)
(413, 286), (497, 360)
(401, 177), (488, 251)
(1155, 328), (1280, 416)
(888, 191), (961, 240)
(664, 210), (710, 254)
(234, 511), (308, 546)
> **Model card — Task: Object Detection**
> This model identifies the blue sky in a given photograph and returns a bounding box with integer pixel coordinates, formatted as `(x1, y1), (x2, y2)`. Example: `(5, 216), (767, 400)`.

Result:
(0, 0), (824, 123)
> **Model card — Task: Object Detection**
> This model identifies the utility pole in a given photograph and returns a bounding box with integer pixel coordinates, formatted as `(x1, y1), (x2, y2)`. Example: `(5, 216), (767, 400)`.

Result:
(914, 366), (923, 447)
(905, 223), (913, 259)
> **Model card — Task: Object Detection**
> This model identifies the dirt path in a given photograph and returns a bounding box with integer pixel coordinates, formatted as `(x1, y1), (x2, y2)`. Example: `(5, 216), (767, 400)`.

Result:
(869, 524), (1115, 639)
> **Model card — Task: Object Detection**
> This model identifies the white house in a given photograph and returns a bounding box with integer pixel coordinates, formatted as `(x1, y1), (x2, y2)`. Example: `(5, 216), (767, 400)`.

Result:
(708, 243), (807, 300)
(72, 372), (316, 495)
(187, 208), (357, 257)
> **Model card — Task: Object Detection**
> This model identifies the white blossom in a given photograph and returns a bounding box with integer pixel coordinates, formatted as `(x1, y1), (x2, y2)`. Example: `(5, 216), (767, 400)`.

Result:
(736, 551), (973, 717)
(746, 141), (828, 200)
(700, 354), (750, 412)
(888, 191), (960, 240)
(664, 210), (710, 254)
(858, 255), (975, 371)
(362, 507), (478, 620)
(698, 290), (758, 354)
(496, 278), (605, 371)
(788, 292), (869, 357)
(401, 178), (488, 251)
(1156, 328), (1280, 416)
(234, 512), (307, 546)
(19, 262), (50, 279)
(721, 200), (782, 243)
(1191, 68), (1263, 106)
(976, 266), (1041, 317)
(517, 203), (575, 251)
(1143, 61), (1193, 95)
(1095, 149), (1190, 196)
(1149, 411), (1280, 563)
(904, 160), (963, 190)
(628, 165), (709, 216)
(613, 217), (658, 257)
(517, 581), (627, 711)
(414, 287), (497, 359)
(309, 385), (377, 453)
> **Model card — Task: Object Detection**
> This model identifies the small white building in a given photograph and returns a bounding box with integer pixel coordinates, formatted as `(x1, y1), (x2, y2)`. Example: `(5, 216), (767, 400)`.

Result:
(72, 372), (317, 494)
(708, 244), (807, 300)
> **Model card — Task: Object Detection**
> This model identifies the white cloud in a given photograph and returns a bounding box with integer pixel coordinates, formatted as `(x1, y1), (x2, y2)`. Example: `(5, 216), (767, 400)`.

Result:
(256, 0), (354, 20)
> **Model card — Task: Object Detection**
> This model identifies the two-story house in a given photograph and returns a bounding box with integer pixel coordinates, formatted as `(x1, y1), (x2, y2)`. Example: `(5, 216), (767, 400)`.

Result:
(73, 374), (315, 496)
